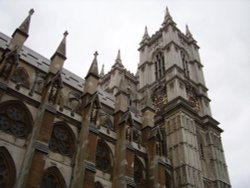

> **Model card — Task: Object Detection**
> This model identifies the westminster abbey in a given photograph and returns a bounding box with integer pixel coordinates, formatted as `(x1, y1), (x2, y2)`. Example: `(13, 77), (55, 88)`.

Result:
(0, 7), (230, 188)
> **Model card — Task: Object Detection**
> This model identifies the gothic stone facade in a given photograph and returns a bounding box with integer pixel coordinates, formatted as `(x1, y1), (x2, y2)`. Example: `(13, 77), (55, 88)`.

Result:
(0, 8), (230, 188)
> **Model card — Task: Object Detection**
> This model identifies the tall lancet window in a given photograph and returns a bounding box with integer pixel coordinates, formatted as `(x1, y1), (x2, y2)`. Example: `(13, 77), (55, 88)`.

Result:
(154, 52), (165, 80)
(181, 51), (189, 78)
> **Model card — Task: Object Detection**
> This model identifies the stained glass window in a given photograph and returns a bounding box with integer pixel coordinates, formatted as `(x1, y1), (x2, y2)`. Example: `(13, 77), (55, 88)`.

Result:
(134, 156), (144, 184)
(95, 139), (112, 173)
(0, 101), (32, 138)
(41, 167), (66, 188)
(49, 122), (75, 157)
(154, 52), (165, 80)
(0, 147), (16, 188)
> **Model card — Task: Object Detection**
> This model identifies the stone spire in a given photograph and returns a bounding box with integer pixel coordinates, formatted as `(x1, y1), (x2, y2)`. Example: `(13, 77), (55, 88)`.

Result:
(51, 31), (68, 61)
(50, 31), (68, 74)
(140, 26), (150, 44)
(100, 64), (105, 77)
(143, 26), (149, 40)
(162, 6), (176, 26)
(84, 51), (100, 94)
(9, 9), (34, 49)
(112, 49), (124, 69)
(18, 9), (34, 36)
(86, 51), (99, 79)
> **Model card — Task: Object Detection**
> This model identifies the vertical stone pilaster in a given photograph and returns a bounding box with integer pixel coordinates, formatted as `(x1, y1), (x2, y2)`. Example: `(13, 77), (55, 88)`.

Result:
(165, 112), (203, 188)
(83, 130), (98, 187)
(18, 105), (56, 188)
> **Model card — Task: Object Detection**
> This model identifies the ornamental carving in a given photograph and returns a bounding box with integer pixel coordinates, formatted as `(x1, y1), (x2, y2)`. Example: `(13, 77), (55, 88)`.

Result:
(0, 46), (19, 81)
(151, 84), (168, 113)
(186, 84), (200, 112)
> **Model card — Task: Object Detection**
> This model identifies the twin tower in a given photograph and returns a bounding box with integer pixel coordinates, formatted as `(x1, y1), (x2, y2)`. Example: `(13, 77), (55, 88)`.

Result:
(0, 7), (230, 188)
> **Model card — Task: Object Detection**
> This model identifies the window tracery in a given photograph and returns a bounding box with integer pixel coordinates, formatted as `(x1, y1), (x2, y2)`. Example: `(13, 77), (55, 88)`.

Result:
(41, 166), (66, 188)
(154, 52), (165, 80)
(95, 139), (112, 173)
(181, 51), (189, 78)
(0, 101), (33, 138)
(49, 122), (75, 157)
(134, 156), (145, 185)
(0, 147), (16, 188)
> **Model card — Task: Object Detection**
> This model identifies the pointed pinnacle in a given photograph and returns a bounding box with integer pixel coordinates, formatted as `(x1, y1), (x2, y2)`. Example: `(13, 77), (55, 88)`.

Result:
(116, 49), (121, 61)
(100, 64), (105, 77)
(162, 6), (175, 26)
(53, 31), (68, 59)
(113, 49), (124, 68)
(143, 26), (149, 39)
(87, 51), (99, 78)
(18, 8), (35, 35)
(185, 25), (193, 38)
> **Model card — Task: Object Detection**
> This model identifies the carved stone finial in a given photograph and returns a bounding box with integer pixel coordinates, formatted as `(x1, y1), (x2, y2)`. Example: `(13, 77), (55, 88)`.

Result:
(29, 9), (35, 16)
(64, 30), (69, 37)
(94, 51), (99, 58)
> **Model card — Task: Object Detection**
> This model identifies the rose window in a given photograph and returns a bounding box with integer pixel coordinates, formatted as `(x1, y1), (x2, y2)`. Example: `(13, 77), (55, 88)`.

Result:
(0, 102), (32, 138)
(49, 123), (75, 157)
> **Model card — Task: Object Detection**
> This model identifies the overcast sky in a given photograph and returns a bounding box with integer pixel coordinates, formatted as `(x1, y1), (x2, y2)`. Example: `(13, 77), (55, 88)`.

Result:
(0, 0), (249, 187)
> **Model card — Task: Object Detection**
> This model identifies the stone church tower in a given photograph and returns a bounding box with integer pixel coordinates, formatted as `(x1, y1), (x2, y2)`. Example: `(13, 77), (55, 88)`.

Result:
(0, 7), (230, 188)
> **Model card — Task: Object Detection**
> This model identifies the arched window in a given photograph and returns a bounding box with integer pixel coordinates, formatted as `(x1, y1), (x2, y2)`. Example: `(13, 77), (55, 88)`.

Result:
(94, 182), (103, 188)
(0, 100), (33, 138)
(165, 171), (172, 188)
(181, 51), (189, 78)
(41, 166), (66, 188)
(154, 52), (165, 80)
(95, 139), (112, 173)
(49, 122), (76, 157)
(197, 131), (205, 158)
(134, 156), (145, 185)
(0, 147), (16, 188)
(11, 67), (30, 89)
